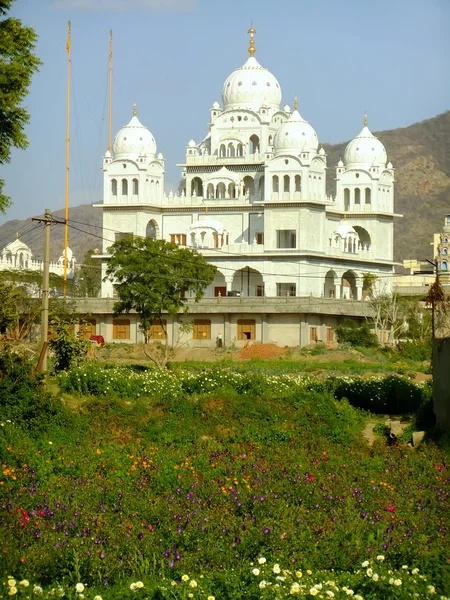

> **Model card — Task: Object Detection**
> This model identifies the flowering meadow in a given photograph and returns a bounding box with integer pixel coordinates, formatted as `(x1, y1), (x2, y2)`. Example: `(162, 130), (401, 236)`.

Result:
(1, 358), (449, 598)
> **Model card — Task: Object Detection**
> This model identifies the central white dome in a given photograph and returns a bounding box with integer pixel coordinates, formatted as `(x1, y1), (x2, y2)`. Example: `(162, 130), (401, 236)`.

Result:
(344, 125), (387, 167)
(113, 114), (157, 159)
(222, 56), (282, 112)
(273, 109), (318, 155)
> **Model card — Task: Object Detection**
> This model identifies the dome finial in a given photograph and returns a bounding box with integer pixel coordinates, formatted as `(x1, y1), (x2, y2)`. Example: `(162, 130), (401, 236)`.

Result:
(248, 22), (256, 56)
(16, 232), (19, 239)
(294, 95), (298, 111)
(133, 101), (137, 117)
(364, 111), (368, 127)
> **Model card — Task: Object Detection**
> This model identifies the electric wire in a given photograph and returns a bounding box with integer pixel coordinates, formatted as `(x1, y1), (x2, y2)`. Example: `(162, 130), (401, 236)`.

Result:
(61, 219), (399, 283)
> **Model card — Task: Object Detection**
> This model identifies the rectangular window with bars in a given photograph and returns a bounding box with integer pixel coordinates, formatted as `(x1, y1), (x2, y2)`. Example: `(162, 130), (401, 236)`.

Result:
(193, 320), (211, 340)
(237, 320), (256, 340)
(148, 320), (167, 340)
(80, 319), (96, 339)
(170, 234), (187, 245)
(309, 327), (318, 342)
(113, 319), (130, 340)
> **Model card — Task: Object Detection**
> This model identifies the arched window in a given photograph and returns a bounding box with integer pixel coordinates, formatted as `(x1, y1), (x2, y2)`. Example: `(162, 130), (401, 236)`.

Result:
(272, 175), (279, 193)
(216, 182), (226, 198)
(295, 175), (301, 193)
(365, 187), (371, 205)
(228, 142), (235, 158)
(354, 188), (361, 205)
(443, 248), (448, 255)
(191, 177), (203, 197)
(219, 144), (226, 158)
(250, 134), (260, 154)
(111, 179), (117, 197)
(268, 135), (273, 146)
(207, 183), (214, 199)
(228, 182), (236, 198)
(283, 175), (290, 193)
(237, 143), (244, 157)
(132, 178), (138, 195)
(344, 188), (350, 210)
(121, 179), (128, 196)
(442, 261), (448, 271)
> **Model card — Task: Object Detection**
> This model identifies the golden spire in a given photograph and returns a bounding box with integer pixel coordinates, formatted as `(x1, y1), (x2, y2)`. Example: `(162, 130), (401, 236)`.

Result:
(248, 22), (256, 56)
(364, 112), (368, 127)
(16, 232), (19, 239)
(133, 101), (137, 117)
(294, 95), (298, 111)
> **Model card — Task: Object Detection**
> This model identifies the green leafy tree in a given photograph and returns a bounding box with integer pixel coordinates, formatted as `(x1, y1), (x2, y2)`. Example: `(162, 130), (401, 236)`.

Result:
(75, 248), (102, 297)
(106, 236), (217, 367)
(48, 307), (90, 372)
(0, 0), (41, 212)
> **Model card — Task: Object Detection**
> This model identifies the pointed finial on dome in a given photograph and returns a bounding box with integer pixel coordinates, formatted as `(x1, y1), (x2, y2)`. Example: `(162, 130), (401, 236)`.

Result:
(364, 111), (368, 127)
(133, 101), (137, 117)
(248, 22), (256, 56)
(16, 232), (19, 239)
(294, 95), (298, 111)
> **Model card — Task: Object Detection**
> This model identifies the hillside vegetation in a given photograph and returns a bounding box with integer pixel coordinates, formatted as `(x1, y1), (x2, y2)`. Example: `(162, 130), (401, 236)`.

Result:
(1, 348), (449, 598)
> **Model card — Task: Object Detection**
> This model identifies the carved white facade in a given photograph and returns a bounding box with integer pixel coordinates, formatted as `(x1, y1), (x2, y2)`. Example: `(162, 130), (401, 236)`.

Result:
(0, 238), (76, 279)
(97, 28), (396, 302)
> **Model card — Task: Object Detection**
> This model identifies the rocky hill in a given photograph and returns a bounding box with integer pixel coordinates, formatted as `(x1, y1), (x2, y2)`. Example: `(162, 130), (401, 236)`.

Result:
(1, 111), (449, 264)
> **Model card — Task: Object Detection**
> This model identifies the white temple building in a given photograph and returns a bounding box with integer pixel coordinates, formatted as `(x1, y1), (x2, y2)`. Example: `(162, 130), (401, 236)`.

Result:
(95, 26), (397, 340)
(0, 236), (77, 280)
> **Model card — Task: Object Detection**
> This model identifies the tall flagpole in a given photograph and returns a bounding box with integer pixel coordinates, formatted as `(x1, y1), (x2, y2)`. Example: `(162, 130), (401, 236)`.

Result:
(108, 30), (113, 152)
(63, 20), (71, 295)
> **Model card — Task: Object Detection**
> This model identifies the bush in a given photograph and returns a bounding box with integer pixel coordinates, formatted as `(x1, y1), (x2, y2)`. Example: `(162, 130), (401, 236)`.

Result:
(396, 339), (432, 361)
(333, 375), (427, 414)
(335, 321), (378, 348)
(0, 347), (70, 432)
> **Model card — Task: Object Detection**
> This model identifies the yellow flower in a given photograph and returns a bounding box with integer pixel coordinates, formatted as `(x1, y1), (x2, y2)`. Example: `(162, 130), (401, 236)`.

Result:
(189, 580), (198, 588)
(208, 596), (215, 600)
(8, 587), (18, 596)
(307, 570), (312, 575)
(188, 595), (193, 599)
(8, 580), (16, 587)
(181, 575), (189, 582)
(310, 588), (318, 596)
(19, 580), (29, 587)
(94, 596), (103, 600)
(135, 582), (144, 589)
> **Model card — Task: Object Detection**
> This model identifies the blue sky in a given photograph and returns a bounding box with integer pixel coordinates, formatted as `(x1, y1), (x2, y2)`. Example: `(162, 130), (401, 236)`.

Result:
(2, 0), (449, 224)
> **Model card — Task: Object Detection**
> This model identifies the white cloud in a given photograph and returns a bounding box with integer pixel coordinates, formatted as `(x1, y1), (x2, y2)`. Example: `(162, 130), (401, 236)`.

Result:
(52, 0), (196, 12)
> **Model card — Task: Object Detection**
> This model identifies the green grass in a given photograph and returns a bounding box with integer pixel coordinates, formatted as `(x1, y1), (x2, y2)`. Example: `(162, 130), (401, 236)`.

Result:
(0, 358), (447, 599)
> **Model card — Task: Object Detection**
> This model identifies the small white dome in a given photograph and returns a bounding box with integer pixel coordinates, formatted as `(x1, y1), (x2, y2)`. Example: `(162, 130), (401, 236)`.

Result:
(337, 159), (344, 167)
(284, 104), (291, 112)
(273, 109), (318, 155)
(188, 138), (196, 148)
(157, 152), (164, 160)
(212, 100), (220, 109)
(222, 56), (282, 112)
(319, 147), (325, 156)
(189, 218), (226, 234)
(335, 223), (356, 237)
(387, 161), (393, 169)
(344, 125), (387, 167)
(113, 115), (157, 159)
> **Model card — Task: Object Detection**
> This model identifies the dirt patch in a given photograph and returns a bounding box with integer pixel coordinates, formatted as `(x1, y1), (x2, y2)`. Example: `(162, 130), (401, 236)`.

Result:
(239, 343), (288, 360)
(203, 398), (225, 412)
(409, 371), (432, 383)
(362, 421), (379, 446)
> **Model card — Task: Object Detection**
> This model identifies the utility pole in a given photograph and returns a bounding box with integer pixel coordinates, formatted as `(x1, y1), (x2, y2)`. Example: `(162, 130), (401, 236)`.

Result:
(33, 209), (52, 372)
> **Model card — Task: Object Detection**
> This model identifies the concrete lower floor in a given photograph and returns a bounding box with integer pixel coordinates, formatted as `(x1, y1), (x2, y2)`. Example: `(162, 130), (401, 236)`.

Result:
(76, 296), (373, 348)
